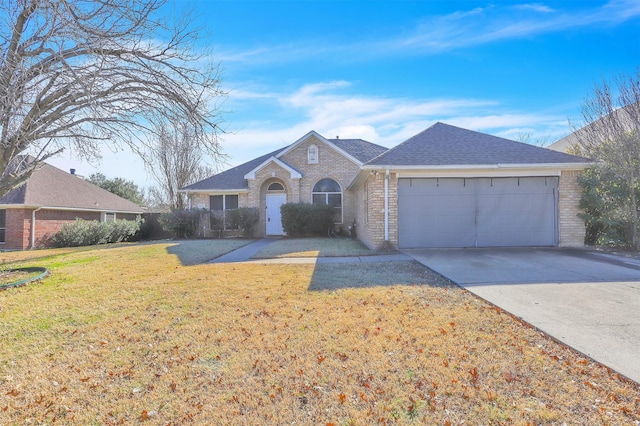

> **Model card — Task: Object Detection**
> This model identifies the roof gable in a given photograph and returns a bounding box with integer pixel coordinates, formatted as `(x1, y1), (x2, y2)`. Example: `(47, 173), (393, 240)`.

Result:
(181, 147), (286, 192)
(0, 162), (144, 213)
(366, 122), (591, 167)
(276, 131), (371, 166)
(181, 133), (386, 192)
(244, 156), (302, 180)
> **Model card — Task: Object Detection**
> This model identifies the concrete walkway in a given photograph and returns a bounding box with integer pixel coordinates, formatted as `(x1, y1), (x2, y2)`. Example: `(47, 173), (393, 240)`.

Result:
(208, 238), (411, 264)
(404, 248), (640, 384)
(208, 238), (280, 263)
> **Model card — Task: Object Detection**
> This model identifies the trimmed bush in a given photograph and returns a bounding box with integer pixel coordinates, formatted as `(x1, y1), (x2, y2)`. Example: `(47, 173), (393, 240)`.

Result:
(280, 203), (334, 237)
(159, 209), (217, 239)
(49, 217), (143, 247)
(227, 207), (260, 238)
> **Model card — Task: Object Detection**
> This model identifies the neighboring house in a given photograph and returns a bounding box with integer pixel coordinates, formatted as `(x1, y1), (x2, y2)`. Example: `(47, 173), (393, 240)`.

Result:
(181, 122), (592, 249)
(0, 161), (144, 250)
(549, 104), (639, 153)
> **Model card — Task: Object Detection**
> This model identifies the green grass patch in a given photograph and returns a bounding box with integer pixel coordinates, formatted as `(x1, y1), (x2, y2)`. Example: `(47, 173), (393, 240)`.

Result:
(252, 237), (374, 258)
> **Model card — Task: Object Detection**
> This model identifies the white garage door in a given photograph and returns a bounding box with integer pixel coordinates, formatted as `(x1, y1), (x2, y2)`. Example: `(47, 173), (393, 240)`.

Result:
(398, 177), (558, 248)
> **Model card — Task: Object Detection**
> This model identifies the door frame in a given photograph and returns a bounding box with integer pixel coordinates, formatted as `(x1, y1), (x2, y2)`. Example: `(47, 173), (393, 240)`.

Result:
(266, 193), (286, 235)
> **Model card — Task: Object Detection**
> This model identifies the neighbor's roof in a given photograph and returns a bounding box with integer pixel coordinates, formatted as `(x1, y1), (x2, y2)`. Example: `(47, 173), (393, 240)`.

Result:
(366, 122), (592, 167)
(0, 162), (144, 213)
(182, 137), (387, 191)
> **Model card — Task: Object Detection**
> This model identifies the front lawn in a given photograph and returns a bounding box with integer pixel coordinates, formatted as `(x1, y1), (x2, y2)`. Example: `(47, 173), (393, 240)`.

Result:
(0, 241), (638, 424)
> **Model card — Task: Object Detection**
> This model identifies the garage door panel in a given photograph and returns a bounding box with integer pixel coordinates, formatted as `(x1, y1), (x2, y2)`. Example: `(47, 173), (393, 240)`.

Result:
(476, 177), (557, 246)
(398, 177), (558, 248)
(398, 179), (475, 248)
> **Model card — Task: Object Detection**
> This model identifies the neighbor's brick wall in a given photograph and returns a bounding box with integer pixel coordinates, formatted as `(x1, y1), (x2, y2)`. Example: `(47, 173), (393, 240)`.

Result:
(3, 208), (101, 250)
(355, 172), (398, 250)
(558, 170), (586, 247)
(34, 209), (101, 248)
(4, 208), (30, 250)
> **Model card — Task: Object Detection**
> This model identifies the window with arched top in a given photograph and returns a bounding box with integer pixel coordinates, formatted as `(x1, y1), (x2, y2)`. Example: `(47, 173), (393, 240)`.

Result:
(312, 178), (342, 223)
(267, 182), (285, 191)
(307, 144), (318, 164)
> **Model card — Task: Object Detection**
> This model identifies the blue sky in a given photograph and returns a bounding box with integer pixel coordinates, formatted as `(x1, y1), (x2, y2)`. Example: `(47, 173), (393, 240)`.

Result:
(48, 0), (640, 188)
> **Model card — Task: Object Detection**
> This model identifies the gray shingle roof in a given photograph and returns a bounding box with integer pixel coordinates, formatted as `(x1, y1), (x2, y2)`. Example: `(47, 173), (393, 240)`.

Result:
(182, 147), (287, 191)
(183, 138), (387, 191)
(0, 162), (144, 212)
(329, 138), (388, 163)
(366, 122), (591, 166)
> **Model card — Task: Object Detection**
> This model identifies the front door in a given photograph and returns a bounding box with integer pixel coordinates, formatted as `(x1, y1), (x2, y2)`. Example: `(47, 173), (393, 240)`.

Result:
(266, 193), (286, 235)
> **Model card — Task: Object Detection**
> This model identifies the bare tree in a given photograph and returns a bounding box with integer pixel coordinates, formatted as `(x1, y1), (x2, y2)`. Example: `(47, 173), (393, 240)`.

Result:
(516, 132), (552, 147)
(0, 0), (224, 196)
(148, 122), (218, 210)
(573, 69), (640, 248)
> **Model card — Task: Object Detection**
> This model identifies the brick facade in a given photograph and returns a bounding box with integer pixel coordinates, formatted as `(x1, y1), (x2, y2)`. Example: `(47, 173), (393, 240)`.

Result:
(355, 172), (399, 249)
(188, 135), (362, 237)
(2, 208), (138, 250)
(354, 170), (587, 250)
(184, 131), (587, 248)
(558, 170), (586, 247)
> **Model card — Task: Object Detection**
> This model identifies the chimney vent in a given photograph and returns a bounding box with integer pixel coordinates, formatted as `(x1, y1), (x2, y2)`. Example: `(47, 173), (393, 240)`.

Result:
(70, 168), (76, 175)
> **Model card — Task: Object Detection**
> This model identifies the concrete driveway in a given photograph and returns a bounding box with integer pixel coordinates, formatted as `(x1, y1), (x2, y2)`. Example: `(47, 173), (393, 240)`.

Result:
(404, 248), (640, 383)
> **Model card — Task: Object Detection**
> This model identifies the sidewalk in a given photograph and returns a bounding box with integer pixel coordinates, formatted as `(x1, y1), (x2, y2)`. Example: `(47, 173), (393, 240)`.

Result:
(208, 239), (411, 264)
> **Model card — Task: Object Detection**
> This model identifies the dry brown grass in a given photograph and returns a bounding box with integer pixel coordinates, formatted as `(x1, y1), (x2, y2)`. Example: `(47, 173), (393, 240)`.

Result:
(0, 241), (638, 425)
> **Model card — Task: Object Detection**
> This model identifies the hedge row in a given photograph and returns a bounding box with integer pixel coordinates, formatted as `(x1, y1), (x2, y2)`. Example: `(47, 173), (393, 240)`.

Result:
(280, 203), (334, 236)
(49, 217), (143, 247)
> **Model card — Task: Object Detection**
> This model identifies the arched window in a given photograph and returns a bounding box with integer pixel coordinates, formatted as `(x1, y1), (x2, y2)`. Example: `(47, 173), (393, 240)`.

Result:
(307, 144), (318, 164)
(312, 178), (342, 223)
(267, 182), (285, 191)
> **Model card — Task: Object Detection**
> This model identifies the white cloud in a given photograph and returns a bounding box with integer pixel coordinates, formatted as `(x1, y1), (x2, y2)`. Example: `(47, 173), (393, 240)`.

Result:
(219, 81), (571, 168)
(514, 3), (555, 13)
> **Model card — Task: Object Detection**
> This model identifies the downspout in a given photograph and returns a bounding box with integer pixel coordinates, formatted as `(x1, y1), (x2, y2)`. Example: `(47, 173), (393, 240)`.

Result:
(31, 207), (42, 250)
(384, 170), (389, 242)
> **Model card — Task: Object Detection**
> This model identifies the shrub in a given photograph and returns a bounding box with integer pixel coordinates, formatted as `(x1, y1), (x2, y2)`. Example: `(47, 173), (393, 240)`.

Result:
(49, 217), (143, 247)
(159, 209), (215, 239)
(280, 203), (334, 237)
(227, 207), (260, 238)
(578, 166), (639, 247)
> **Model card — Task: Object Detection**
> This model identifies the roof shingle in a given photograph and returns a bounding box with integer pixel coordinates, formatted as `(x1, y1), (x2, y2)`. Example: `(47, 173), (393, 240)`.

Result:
(182, 137), (387, 191)
(0, 162), (144, 213)
(366, 122), (591, 166)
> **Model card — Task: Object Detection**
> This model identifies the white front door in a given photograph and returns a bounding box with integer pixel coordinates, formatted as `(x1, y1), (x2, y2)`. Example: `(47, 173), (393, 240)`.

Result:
(266, 194), (286, 235)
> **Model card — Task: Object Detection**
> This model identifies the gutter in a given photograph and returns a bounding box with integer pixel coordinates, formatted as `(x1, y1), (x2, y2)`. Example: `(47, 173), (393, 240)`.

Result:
(360, 162), (593, 172)
(31, 207), (42, 249)
(384, 170), (389, 242)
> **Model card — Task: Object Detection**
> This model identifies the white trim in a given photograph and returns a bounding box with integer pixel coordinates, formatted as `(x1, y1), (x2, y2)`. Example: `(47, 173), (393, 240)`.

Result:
(361, 162), (592, 172)
(243, 156), (302, 180)
(276, 130), (364, 166)
(311, 178), (344, 225)
(396, 169), (565, 178)
(180, 189), (249, 194)
(307, 144), (319, 164)
(0, 204), (143, 214)
(384, 170), (389, 242)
